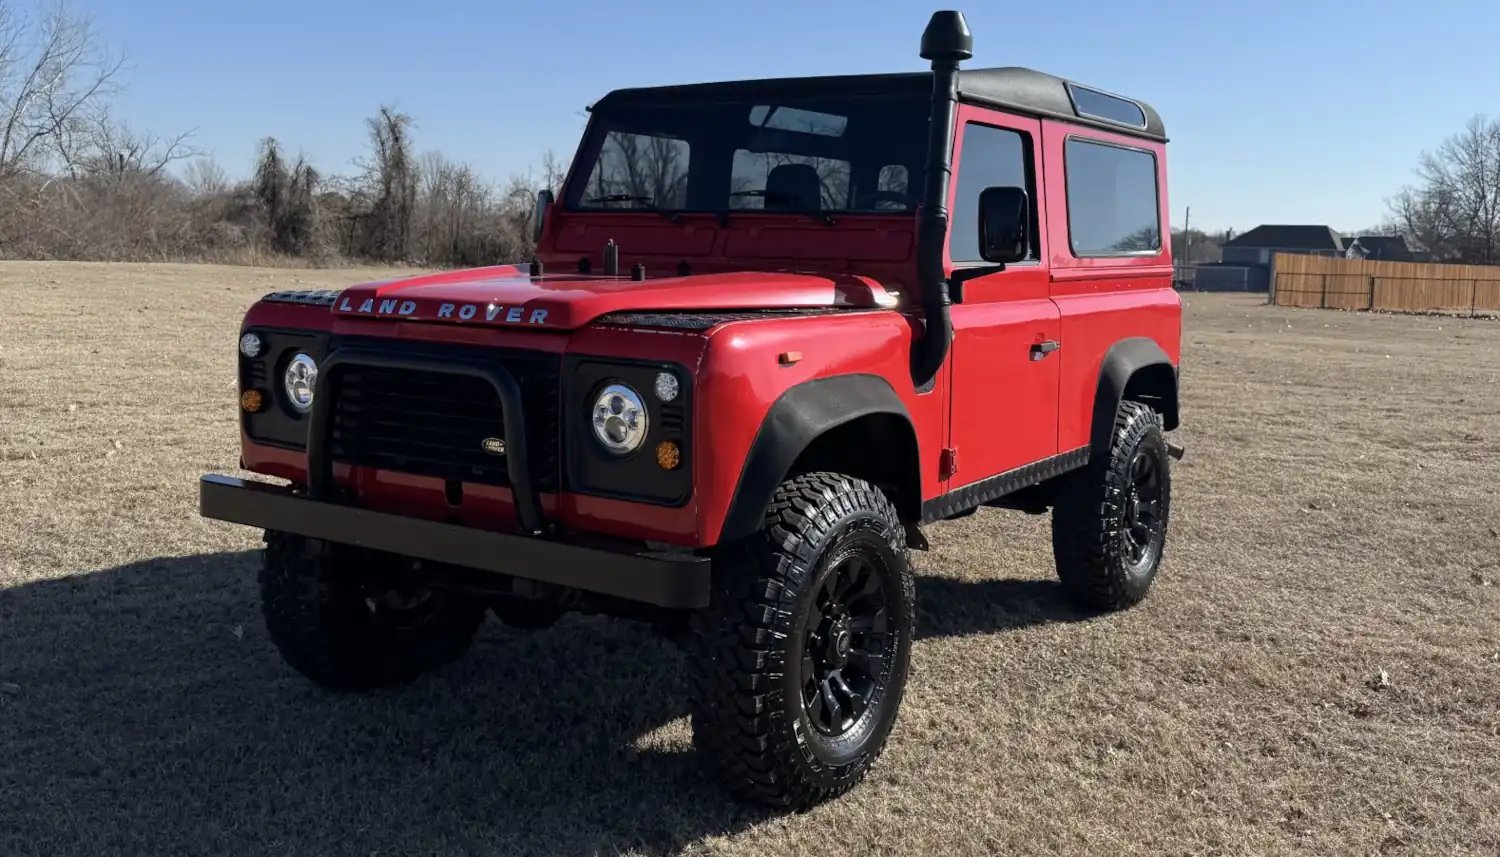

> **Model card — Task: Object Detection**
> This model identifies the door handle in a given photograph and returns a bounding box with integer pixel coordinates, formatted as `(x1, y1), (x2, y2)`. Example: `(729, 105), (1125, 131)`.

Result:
(1029, 340), (1060, 361)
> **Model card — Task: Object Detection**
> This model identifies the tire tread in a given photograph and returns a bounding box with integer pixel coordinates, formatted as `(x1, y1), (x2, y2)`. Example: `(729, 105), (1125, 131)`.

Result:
(688, 472), (913, 810)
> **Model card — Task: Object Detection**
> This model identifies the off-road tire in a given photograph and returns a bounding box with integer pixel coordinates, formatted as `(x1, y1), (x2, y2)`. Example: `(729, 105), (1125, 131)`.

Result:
(688, 472), (916, 810)
(259, 531), (488, 692)
(1052, 399), (1172, 611)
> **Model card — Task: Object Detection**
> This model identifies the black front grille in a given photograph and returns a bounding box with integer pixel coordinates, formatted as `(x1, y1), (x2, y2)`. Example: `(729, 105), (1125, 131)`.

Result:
(327, 350), (561, 492)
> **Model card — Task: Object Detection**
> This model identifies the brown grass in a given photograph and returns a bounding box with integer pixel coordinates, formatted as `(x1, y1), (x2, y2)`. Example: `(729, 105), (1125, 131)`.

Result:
(2, 264), (1498, 856)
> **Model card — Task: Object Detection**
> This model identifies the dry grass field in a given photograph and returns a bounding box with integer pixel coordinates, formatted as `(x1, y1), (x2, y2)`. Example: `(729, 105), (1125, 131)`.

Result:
(2, 261), (1498, 857)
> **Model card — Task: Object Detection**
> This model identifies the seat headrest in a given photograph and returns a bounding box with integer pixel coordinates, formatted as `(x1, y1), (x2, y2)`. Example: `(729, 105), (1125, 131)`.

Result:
(764, 163), (822, 210)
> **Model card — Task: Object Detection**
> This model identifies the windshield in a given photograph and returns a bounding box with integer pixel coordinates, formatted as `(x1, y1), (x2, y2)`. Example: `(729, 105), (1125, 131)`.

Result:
(564, 93), (931, 216)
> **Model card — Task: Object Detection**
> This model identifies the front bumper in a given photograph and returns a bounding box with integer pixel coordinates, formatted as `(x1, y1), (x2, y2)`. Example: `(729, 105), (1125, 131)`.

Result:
(198, 474), (711, 609)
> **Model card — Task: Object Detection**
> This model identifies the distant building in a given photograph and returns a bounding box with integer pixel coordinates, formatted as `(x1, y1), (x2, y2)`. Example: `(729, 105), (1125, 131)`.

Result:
(1185, 224), (1432, 293)
(1185, 224), (1342, 292)
(1221, 224), (1347, 265)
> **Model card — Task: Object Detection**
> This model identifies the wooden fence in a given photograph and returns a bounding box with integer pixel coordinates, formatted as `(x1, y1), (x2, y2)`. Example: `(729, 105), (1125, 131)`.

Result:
(1271, 253), (1500, 315)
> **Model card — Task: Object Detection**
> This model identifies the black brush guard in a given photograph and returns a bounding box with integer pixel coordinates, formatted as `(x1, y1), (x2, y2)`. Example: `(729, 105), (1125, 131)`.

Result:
(199, 346), (710, 609)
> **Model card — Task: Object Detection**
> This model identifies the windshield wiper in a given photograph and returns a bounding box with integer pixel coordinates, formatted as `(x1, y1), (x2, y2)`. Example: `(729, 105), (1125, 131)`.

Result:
(583, 193), (680, 223)
(726, 190), (835, 226)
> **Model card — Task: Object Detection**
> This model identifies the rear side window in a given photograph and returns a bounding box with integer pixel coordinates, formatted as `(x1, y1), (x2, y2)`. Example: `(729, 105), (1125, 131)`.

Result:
(1064, 138), (1160, 256)
(950, 122), (1035, 264)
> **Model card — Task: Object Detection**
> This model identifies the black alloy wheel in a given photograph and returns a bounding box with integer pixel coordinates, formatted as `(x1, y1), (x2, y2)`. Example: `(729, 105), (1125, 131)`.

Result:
(799, 548), (892, 738)
(1120, 446), (1166, 568)
(688, 472), (916, 810)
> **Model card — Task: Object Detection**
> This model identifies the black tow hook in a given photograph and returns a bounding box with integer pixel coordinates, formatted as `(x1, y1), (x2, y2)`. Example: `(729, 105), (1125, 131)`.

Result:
(1166, 440), (1185, 461)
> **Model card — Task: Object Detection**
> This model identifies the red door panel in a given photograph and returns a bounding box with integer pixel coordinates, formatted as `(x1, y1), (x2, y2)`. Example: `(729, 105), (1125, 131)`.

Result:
(948, 300), (1060, 484)
(944, 107), (1060, 488)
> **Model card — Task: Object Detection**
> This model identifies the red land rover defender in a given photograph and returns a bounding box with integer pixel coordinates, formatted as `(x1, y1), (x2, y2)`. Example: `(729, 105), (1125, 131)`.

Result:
(199, 11), (1183, 810)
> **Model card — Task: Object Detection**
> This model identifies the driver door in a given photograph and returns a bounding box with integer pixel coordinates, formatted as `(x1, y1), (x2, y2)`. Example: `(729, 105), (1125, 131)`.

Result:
(943, 108), (1060, 490)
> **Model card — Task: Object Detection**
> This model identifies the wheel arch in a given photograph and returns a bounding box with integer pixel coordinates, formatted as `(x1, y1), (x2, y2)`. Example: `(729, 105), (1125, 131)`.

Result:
(717, 374), (922, 543)
(1089, 337), (1179, 457)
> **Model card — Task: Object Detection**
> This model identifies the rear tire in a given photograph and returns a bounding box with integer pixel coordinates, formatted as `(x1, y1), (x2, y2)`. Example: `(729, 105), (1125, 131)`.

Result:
(688, 472), (916, 810)
(259, 531), (488, 692)
(1051, 400), (1172, 611)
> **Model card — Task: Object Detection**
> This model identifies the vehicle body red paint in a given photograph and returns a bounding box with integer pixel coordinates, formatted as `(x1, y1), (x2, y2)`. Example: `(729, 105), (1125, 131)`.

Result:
(229, 85), (1179, 551)
(200, 9), (1186, 810)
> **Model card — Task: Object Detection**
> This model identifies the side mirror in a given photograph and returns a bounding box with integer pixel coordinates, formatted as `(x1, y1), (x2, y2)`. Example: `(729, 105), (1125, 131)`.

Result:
(977, 185), (1028, 264)
(532, 188), (554, 243)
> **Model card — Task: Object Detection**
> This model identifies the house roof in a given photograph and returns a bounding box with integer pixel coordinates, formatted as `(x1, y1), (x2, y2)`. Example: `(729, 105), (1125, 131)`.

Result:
(1222, 225), (1345, 251)
(594, 67), (1167, 142)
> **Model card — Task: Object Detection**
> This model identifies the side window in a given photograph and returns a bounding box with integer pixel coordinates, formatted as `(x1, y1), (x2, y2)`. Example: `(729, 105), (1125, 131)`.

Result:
(950, 122), (1034, 264)
(581, 131), (691, 209)
(1063, 138), (1160, 256)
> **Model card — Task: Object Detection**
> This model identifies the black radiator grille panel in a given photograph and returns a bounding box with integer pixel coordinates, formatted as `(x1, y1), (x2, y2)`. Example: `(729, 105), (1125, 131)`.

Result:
(327, 354), (561, 492)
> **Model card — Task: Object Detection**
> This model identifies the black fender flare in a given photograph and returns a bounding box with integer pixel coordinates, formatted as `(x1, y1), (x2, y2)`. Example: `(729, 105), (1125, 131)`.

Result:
(1089, 337), (1179, 458)
(718, 374), (918, 544)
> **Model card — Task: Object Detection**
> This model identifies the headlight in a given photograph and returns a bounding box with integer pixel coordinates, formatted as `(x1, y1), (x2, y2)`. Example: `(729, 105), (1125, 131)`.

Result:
(284, 352), (318, 414)
(590, 383), (648, 455)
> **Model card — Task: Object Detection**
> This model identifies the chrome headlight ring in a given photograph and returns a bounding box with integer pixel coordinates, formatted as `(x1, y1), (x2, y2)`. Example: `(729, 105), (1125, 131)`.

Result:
(590, 382), (649, 455)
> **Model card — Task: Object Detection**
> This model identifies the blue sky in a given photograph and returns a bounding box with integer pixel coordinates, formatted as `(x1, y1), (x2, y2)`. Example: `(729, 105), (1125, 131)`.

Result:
(71, 0), (1494, 234)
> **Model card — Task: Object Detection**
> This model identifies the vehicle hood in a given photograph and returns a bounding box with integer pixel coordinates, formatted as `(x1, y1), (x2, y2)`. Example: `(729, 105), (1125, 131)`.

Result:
(325, 264), (897, 330)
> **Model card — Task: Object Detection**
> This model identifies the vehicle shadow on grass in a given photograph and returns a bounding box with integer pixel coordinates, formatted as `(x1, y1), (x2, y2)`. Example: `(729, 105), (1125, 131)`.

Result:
(0, 552), (1086, 857)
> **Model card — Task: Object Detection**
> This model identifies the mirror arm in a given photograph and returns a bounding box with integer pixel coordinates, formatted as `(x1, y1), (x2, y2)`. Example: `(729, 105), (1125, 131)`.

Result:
(947, 263), (1007, 303)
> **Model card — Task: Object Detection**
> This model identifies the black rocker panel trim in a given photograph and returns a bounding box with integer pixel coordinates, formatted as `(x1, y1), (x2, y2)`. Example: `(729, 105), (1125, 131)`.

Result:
(1090, 337), (1178, 460)
(719, 374), (918, 544)
(919, 446), (1091, 524)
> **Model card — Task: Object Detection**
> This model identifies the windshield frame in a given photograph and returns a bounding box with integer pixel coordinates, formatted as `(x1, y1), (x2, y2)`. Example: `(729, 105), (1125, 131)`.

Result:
(561, 90), (934, 220)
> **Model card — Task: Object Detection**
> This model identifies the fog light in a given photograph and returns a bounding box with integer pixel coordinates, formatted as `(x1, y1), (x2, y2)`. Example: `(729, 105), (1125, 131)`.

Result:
(241, 389), (264, 412)
(656, 440), (681, 470)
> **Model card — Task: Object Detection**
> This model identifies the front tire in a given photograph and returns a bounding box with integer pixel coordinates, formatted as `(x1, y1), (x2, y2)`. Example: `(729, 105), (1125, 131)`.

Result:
(688, 472), (916, 810)
(1051, 400), (1172, 611)
(259, 531), (488, 692)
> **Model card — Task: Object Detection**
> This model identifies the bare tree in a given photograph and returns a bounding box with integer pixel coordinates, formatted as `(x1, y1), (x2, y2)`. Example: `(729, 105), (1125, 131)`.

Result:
(57, 108), (199, 180)
(0, 0), (125, 182)
(1386, 114), (1500, 264)
(182, 156), (229, 197)
(352, 105), (417, 261)
(250, 136), (320, 256)
(539, 148), (567, 196)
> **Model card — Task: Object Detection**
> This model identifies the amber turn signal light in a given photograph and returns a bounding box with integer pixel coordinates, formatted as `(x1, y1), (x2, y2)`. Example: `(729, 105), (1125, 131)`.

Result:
(656, 440), (681, 470)
(240, 389), (265, 413)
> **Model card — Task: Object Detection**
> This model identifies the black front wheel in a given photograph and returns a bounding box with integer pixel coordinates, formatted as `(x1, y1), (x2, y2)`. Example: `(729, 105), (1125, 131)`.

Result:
(688, 472), (916, 810)
(259, 532), (488, 691)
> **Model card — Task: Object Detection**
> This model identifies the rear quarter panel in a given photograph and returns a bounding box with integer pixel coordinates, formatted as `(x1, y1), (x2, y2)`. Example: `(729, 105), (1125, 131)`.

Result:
(1040, 118), (1181, 450)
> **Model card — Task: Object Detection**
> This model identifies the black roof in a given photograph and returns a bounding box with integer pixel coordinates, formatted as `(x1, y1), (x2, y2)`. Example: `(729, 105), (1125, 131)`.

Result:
(1222, 225), (1345, 251)
(592, 67), (1167, 143)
